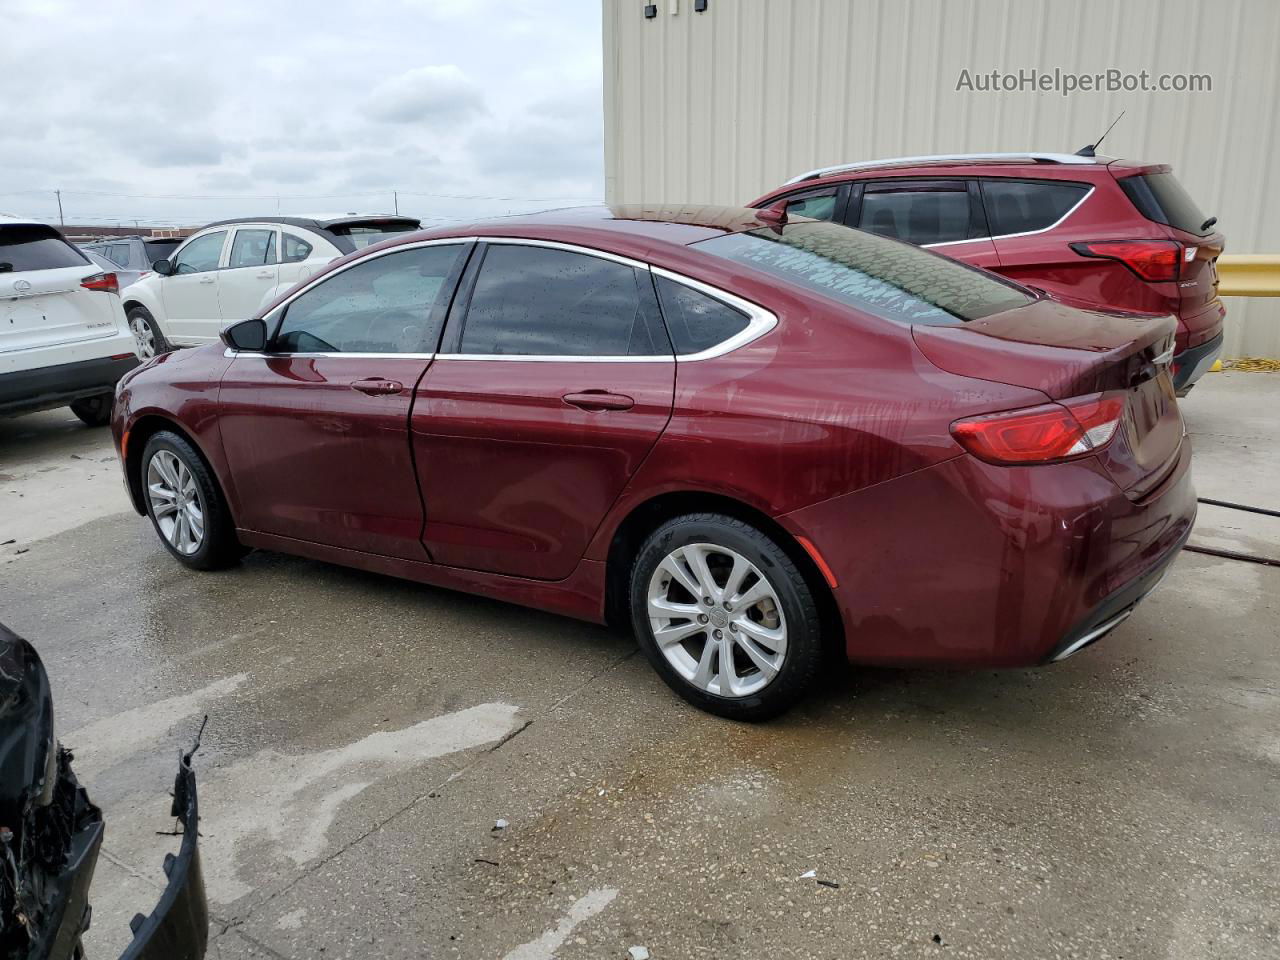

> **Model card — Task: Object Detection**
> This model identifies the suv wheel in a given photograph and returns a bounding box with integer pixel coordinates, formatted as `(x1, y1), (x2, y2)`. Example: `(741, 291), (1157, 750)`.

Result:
(629, 513), (824, 721)
(140, 431), (245, 570)
(128, 306), (169, 358)
(70, 393), (113, 426)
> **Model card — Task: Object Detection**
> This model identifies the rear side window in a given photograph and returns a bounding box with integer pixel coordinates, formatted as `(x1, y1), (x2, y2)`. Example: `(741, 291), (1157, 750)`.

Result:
(982, 179), (1089, 236)
(275, 244), (464, 353)
(855, 183), (972, 245)
(459, 244), (664, 357)
(694, 221), (1034, 326)
(328, 221), (421, 250)
(102, 243), (132, 267)
(282, 234), (313, 263)
(0, 224), (89, 272)
(1119, 172), (1213, 236)
(229, 229), (278, 268)
(655, 277), (750, 354)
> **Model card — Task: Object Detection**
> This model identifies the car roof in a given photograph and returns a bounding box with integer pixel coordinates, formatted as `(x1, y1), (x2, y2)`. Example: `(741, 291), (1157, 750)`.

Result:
(783, 152), (1113, 184)
(0, 215), (53, 228)
(195, 214), (420, 232)
(409, 204), (772, 256)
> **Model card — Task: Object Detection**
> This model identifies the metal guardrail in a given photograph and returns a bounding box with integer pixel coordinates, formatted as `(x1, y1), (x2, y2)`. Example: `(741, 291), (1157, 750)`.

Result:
(1216, 255), (1280, 297)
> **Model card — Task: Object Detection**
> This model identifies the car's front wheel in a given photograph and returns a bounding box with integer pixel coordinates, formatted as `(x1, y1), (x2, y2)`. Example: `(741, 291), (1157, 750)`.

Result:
(127, 306), (169, 358)
(69, 392), (113, 426)
(141, 431), (245, 570)
(629, 513), (825, 721)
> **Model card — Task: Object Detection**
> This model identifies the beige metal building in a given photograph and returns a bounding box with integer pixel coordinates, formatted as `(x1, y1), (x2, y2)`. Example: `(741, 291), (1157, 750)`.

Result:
(602, 0), (1280, 356)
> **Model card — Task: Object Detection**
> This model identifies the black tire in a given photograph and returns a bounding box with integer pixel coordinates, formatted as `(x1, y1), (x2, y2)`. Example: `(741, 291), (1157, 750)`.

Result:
(140, 430), (245, 570)
(127, 305), (170, 357)
(69, 392), (113, 426)
(629, 513), (824, 721)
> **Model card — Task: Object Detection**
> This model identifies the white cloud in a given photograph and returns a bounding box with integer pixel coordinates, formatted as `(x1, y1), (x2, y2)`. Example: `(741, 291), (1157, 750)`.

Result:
(0, 0), (604, 228)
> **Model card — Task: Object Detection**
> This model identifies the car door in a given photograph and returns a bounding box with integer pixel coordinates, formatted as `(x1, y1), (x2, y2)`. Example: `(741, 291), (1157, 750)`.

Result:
(161, 230), (229, 344)
(846, 178), (1000, 268)
(218, 240), (471, 559)
(218, 227), (280, 324)
(412, 240), (675, 580)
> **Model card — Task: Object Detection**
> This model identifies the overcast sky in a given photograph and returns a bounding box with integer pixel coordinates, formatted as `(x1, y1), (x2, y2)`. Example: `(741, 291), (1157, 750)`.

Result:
(0, 0), (604, 230)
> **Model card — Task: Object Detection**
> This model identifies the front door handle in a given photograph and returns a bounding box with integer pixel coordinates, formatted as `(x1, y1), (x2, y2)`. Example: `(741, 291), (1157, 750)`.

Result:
(562, 390), (634, 411)
(256, 270), (274, 279)
(351, 378), (404, 396)
(198, 276), (215, 284)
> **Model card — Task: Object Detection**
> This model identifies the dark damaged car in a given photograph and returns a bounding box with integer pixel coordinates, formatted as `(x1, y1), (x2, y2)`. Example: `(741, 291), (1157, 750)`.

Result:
(0, 623), (208, 960)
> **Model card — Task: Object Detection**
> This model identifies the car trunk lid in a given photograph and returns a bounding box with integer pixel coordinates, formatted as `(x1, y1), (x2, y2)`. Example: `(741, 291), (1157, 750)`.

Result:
(914, 298), (1183, 497)
(1, 267), (121, 353)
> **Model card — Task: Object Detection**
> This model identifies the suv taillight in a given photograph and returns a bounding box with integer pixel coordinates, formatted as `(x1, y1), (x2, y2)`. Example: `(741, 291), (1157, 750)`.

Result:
(1070, 240), (1182, 282)
(950, 393), (1126, 465)
(81, 272), (119, 294)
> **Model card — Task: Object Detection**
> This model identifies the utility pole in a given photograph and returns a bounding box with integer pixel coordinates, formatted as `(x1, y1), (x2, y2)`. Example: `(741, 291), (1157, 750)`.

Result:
(55, 189), (64, 226)
(394, 191), (399, 215)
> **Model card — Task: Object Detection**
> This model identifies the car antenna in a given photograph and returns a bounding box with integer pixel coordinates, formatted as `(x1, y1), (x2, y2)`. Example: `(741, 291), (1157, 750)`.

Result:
(1075, 111), (1125, 157)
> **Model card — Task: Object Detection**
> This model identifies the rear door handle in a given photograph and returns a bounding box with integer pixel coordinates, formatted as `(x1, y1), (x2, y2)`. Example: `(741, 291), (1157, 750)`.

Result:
(351, 378), (404, 396)
(562, 390), (634, 411)
(256, 270), (274, 279)
(198, 276), (215, 284)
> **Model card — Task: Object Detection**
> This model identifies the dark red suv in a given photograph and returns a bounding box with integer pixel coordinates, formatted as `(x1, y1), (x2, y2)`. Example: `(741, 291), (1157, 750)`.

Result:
(112, 206), (1195, 720)
(751, 152), (1225, 393)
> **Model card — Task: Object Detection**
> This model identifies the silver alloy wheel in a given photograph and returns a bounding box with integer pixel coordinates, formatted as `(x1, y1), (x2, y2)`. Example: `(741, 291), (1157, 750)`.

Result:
(646, 542), (788, 698)
(130, 315), (156, 358)
(146, 450), (205, 555)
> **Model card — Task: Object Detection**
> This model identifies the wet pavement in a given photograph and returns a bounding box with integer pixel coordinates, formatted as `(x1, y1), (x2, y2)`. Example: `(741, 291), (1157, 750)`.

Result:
(1, 373), (1278, 959)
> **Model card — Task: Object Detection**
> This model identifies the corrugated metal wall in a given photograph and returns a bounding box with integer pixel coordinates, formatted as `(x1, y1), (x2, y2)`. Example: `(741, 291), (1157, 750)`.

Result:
(603, 0), (1280, 356)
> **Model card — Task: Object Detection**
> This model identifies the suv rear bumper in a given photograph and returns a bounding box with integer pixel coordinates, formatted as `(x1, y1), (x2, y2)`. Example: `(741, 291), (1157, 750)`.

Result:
(1171, 331), (1223, 391)
(0, 353), (138, 418)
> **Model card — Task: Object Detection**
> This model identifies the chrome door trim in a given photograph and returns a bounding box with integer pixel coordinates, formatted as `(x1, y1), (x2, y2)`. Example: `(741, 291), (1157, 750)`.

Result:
(923, 186), (1095, 249)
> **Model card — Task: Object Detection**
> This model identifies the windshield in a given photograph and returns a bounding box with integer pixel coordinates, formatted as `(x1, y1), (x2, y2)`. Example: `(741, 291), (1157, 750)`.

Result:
(693, 221), (1034, 325)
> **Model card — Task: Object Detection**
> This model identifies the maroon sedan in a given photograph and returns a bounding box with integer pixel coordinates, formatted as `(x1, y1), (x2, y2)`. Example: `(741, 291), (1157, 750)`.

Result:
(112, 205), (1195, 720)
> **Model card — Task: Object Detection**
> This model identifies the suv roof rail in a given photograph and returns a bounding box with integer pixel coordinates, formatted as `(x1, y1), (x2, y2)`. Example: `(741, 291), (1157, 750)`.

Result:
(783, 152), (1101, 185)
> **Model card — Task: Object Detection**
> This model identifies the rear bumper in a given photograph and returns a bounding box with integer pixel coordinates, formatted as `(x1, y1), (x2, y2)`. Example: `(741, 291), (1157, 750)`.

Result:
(1171, 331), (1224, 391)
(780, 439), (1196, 668)
(0, 353), (138, 418)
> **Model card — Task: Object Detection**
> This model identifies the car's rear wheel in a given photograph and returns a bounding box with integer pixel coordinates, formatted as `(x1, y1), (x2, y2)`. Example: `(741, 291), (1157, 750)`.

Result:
(141, 431), (244, 570)
(69, 392), (113, 426)
(128, 306), (169, 358)
(629, 513), (824, 721)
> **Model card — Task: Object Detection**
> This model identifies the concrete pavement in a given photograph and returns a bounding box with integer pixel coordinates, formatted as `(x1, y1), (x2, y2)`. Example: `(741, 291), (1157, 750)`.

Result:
(1, 372), (1277, 959)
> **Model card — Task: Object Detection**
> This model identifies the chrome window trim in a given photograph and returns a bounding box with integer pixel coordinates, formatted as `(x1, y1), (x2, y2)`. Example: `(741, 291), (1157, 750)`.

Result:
(478, 236), (651, 271)
(923, 185), (1095, 249)
(224, 349), (436, 360)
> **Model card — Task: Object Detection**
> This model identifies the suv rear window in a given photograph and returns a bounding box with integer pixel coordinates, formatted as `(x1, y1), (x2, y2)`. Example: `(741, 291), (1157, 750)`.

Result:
(1118, 172), (1213, 236)
(981, 179), (1090, 236)
(693, 221), (1033, 326)
(0, 224), (89, 273)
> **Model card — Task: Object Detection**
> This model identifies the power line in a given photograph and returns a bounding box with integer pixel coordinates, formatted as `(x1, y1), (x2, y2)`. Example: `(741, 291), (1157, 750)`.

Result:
(0, 187), (602, 203)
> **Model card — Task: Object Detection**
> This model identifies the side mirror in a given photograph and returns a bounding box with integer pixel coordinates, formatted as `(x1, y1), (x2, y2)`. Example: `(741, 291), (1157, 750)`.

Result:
(220, 318), (267, 352)
(152, 258), (173, 276)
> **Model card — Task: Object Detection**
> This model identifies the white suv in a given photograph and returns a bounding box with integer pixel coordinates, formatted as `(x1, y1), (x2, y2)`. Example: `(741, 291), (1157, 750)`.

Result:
(1, 217), (139, 425)
(119, 214), (420, 355)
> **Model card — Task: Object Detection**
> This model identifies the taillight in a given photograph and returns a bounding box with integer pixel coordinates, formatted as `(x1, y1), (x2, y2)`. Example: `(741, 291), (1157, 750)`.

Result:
(950, 393), (1126, 465)
(1070, 240), (1182, 282)
(81, 271), (119, 294)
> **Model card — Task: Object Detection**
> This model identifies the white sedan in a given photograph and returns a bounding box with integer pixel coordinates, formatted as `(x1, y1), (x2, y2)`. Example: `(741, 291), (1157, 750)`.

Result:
(119, 214), (420, 356)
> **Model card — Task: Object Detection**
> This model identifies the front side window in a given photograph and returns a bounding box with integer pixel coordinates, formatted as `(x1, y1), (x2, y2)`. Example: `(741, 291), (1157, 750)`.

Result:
(274, 244), (463, 354)
(694, 220), (1033, 326)
(171, 231), (227, 274)
(282, 233), (314, 263)
(982, 179), (1090, 236)
(655, 277), (749, 354)
(0, 224), (89, 272)
(229, 229), (278, 268)
(781, 188), (839, 222)
(856, 183), (972, 245)
(459, 244), (662, 357)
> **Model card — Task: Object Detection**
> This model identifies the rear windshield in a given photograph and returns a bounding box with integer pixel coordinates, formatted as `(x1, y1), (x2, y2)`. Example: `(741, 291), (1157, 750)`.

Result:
(1119, 172), (1213, 236)
(693, 221), (1034, 325)
(327, 221), (420, 250)
(0, 224), (89, 273)
(144, 239), (180, 262)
